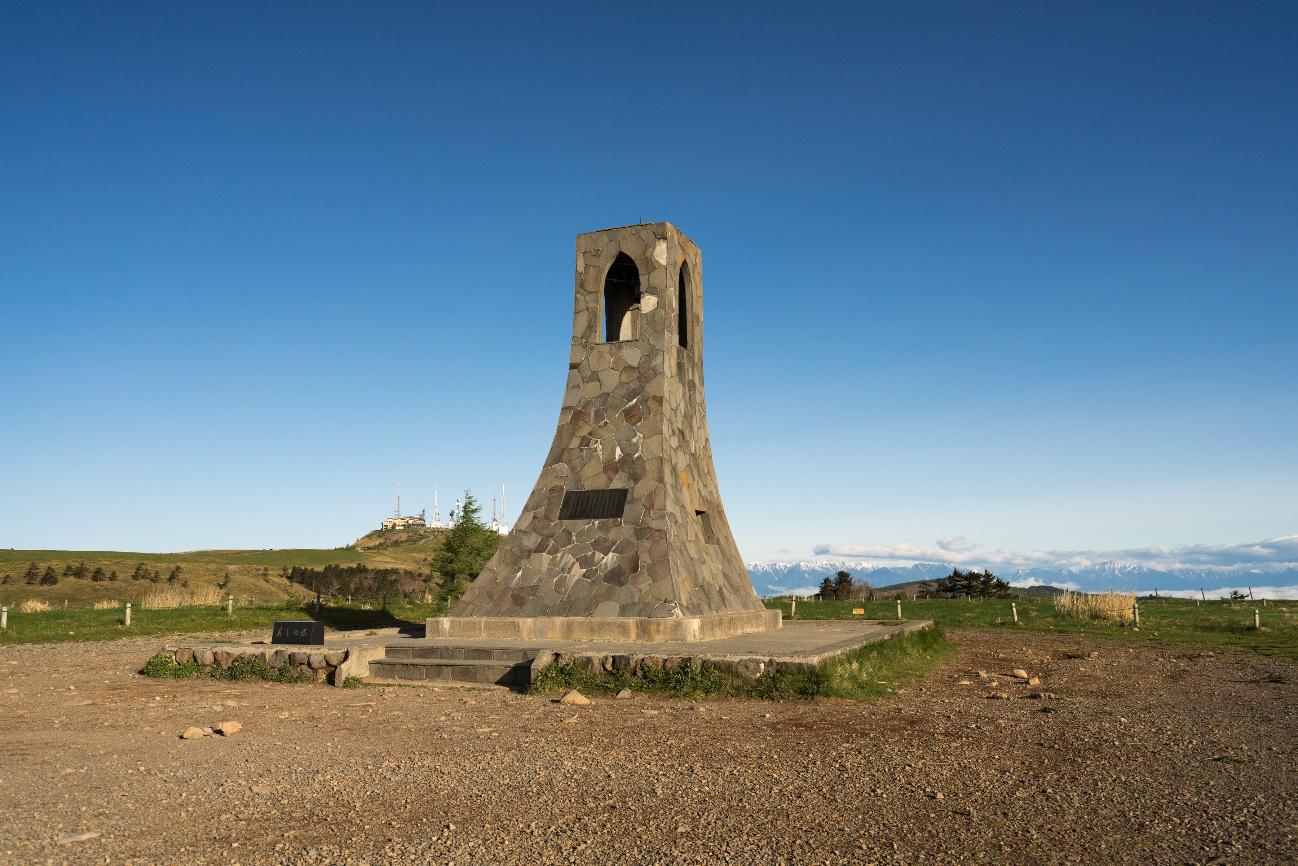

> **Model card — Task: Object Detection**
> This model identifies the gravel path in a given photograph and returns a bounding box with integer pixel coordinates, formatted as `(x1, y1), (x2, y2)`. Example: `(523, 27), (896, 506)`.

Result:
(1, 629), (1294, 865)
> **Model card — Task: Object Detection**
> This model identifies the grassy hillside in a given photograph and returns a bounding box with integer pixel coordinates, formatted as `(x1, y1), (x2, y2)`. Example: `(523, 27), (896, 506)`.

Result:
(0, 527), (444, 606)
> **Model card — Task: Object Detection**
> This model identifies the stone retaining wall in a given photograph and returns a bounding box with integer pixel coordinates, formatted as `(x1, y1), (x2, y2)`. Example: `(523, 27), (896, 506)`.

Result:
(530, 649), (815, 684)
(160, 645), (354, 686)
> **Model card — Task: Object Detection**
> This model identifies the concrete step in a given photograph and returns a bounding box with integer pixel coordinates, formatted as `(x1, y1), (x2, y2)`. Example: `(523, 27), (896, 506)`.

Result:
(383, 645), (538, 663)
(368, 658), (531, 687)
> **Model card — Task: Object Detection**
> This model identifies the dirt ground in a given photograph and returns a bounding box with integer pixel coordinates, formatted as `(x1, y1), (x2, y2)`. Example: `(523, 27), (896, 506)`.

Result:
(1, 629), (1295, 866)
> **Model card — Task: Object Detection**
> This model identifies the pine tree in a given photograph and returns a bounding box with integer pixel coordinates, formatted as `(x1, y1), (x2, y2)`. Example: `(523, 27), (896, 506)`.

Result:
(91, 566), (106, 583)
(832, 570), (855, 600)
(108, 570), (119, 582)
(40, 566), (59, 586)
(430, 489), (501, 607)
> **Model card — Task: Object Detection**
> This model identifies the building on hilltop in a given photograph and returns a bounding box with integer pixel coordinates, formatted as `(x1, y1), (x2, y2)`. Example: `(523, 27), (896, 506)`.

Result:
(380, 485), (427, 530)
(381, 510), (426, 531)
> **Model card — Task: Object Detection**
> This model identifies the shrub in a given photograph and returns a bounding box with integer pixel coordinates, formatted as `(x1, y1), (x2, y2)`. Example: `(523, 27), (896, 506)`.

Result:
(92, 599), (121, 610)
(17, 599), (51, 613)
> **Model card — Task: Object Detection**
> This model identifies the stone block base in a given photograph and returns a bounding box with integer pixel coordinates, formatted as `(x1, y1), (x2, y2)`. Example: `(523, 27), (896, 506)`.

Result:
(424, 609), (781, 643)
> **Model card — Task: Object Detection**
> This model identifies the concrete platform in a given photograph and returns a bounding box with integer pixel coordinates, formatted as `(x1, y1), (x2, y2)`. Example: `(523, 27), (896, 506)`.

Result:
(150, 619), (931, 689)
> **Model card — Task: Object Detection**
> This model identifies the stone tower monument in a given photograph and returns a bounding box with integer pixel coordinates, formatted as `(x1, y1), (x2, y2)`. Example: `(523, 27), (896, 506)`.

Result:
(429, 222), (779, 642)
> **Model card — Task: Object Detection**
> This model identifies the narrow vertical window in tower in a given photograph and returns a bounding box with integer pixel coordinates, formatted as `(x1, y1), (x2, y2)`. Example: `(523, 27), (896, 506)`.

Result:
(602, 252), (640, 342)
(677, 261), (690, 349)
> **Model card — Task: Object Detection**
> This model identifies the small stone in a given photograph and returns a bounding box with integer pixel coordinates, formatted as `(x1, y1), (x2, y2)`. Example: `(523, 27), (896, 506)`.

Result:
(930, 791), (944, 801)
(614, 688), (633, 700)
(1087, 651), (1099, 658)
(3, 688), (17, 694)
(1011, 668), (1030, 680)
(559, 689), (591, 706)
(956, 680), (972, 686)
(215, 720), (242, 736)
(976, 670), (988, 680)
(1027, 676), (1041, 686)
(181, 726), (207, 740)
(57, 831), (100, 844)
(987, 692), (1010, 700)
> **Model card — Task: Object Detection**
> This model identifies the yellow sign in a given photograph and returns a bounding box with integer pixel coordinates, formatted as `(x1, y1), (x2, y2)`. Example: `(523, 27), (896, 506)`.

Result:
(852, 608), (865, 615)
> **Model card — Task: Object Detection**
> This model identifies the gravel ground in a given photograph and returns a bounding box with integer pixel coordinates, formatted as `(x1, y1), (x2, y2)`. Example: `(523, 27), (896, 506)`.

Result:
(1, 628), (1295, 865)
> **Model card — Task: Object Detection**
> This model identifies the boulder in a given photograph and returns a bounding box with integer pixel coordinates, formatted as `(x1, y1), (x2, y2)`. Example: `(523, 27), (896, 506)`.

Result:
(215, 720), (242, 736)
(181, 726), (207, 740)
(194, 648), (214, 666)
(1027, 676), (1041, 686)
(175, 648), (194, 665)
(614, 688), (633, 700)
(1011, 668), (1030, 680)
(307, 653), (328, 670)
(212, 650), (235, 668)
(559, 689), (591, 706)
(324, 650), (346, 667)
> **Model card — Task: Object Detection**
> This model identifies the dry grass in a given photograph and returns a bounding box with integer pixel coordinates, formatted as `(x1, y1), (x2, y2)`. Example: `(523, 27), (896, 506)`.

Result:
(92, 599), (122, 610)
(1054, 590), (1137, 624)
(17, 599), (52, 613)
(140, 585), (223, 609)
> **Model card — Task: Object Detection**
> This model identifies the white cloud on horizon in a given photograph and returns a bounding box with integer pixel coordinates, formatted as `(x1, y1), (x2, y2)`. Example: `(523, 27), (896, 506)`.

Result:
(812, 534), (1298, 574)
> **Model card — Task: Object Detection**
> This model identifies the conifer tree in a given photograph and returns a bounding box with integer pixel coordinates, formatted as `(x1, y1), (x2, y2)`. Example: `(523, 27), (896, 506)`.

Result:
(430, 489), (501, 607)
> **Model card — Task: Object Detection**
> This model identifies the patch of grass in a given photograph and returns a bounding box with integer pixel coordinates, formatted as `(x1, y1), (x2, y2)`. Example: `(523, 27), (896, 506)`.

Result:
(529, 628), (953, 702)
(0, 598), (446, 646)
(141, 653), (203, 678)
(766, 597), (1298, 661)
(815, 626), (957, 700)
(342, 676), (363, 689)
(210, 656), (310, 683)
(141, 651), (310, 683)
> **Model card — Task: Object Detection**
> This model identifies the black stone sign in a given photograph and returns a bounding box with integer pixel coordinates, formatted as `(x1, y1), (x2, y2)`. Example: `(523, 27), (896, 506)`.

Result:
(558, 488), (629, 520)
(271, 620), (325, 645)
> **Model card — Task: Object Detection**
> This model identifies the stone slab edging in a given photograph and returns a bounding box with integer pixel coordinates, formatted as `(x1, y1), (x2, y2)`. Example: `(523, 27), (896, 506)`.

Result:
(426, 609), (782, 643)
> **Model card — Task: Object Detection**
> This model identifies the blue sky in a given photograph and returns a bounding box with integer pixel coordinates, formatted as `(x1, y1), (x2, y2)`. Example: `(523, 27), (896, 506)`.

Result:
(2, 3), (1296, 565)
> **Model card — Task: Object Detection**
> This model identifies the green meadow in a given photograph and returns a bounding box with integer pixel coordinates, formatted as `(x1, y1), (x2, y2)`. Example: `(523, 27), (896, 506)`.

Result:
(764, 596), (1298, 660)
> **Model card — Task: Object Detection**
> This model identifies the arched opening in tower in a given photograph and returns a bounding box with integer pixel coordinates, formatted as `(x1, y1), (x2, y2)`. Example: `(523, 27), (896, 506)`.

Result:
(677, 262), (690, 349)
(602, 253), (641, 342)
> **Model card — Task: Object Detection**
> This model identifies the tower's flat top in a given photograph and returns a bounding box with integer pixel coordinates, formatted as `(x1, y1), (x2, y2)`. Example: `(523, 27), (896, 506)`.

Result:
(578, 221), (682, 236)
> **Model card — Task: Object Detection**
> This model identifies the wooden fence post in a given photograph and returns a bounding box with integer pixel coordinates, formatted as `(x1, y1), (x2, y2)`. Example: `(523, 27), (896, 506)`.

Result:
(1132, 602), (1140, 628)
(790, 596), (796, 620)
(896, 599), (903, 621)
(1012, 602), (1018, 624)
(1, 606), (7, 630)
(1254, 609), (1261, 629)
(124, 603), (132, 627)
(227, 595), (234, 616)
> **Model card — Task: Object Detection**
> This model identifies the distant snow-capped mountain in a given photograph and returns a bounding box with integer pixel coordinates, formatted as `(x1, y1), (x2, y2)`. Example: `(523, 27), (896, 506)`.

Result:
(745, 560), (951, 596)
(745, 559), (1298, 598)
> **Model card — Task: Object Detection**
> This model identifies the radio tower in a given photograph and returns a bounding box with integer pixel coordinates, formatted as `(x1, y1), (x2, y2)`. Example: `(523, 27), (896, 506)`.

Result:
(395, 482), (401, 518)
(431, 485), (442, 528)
